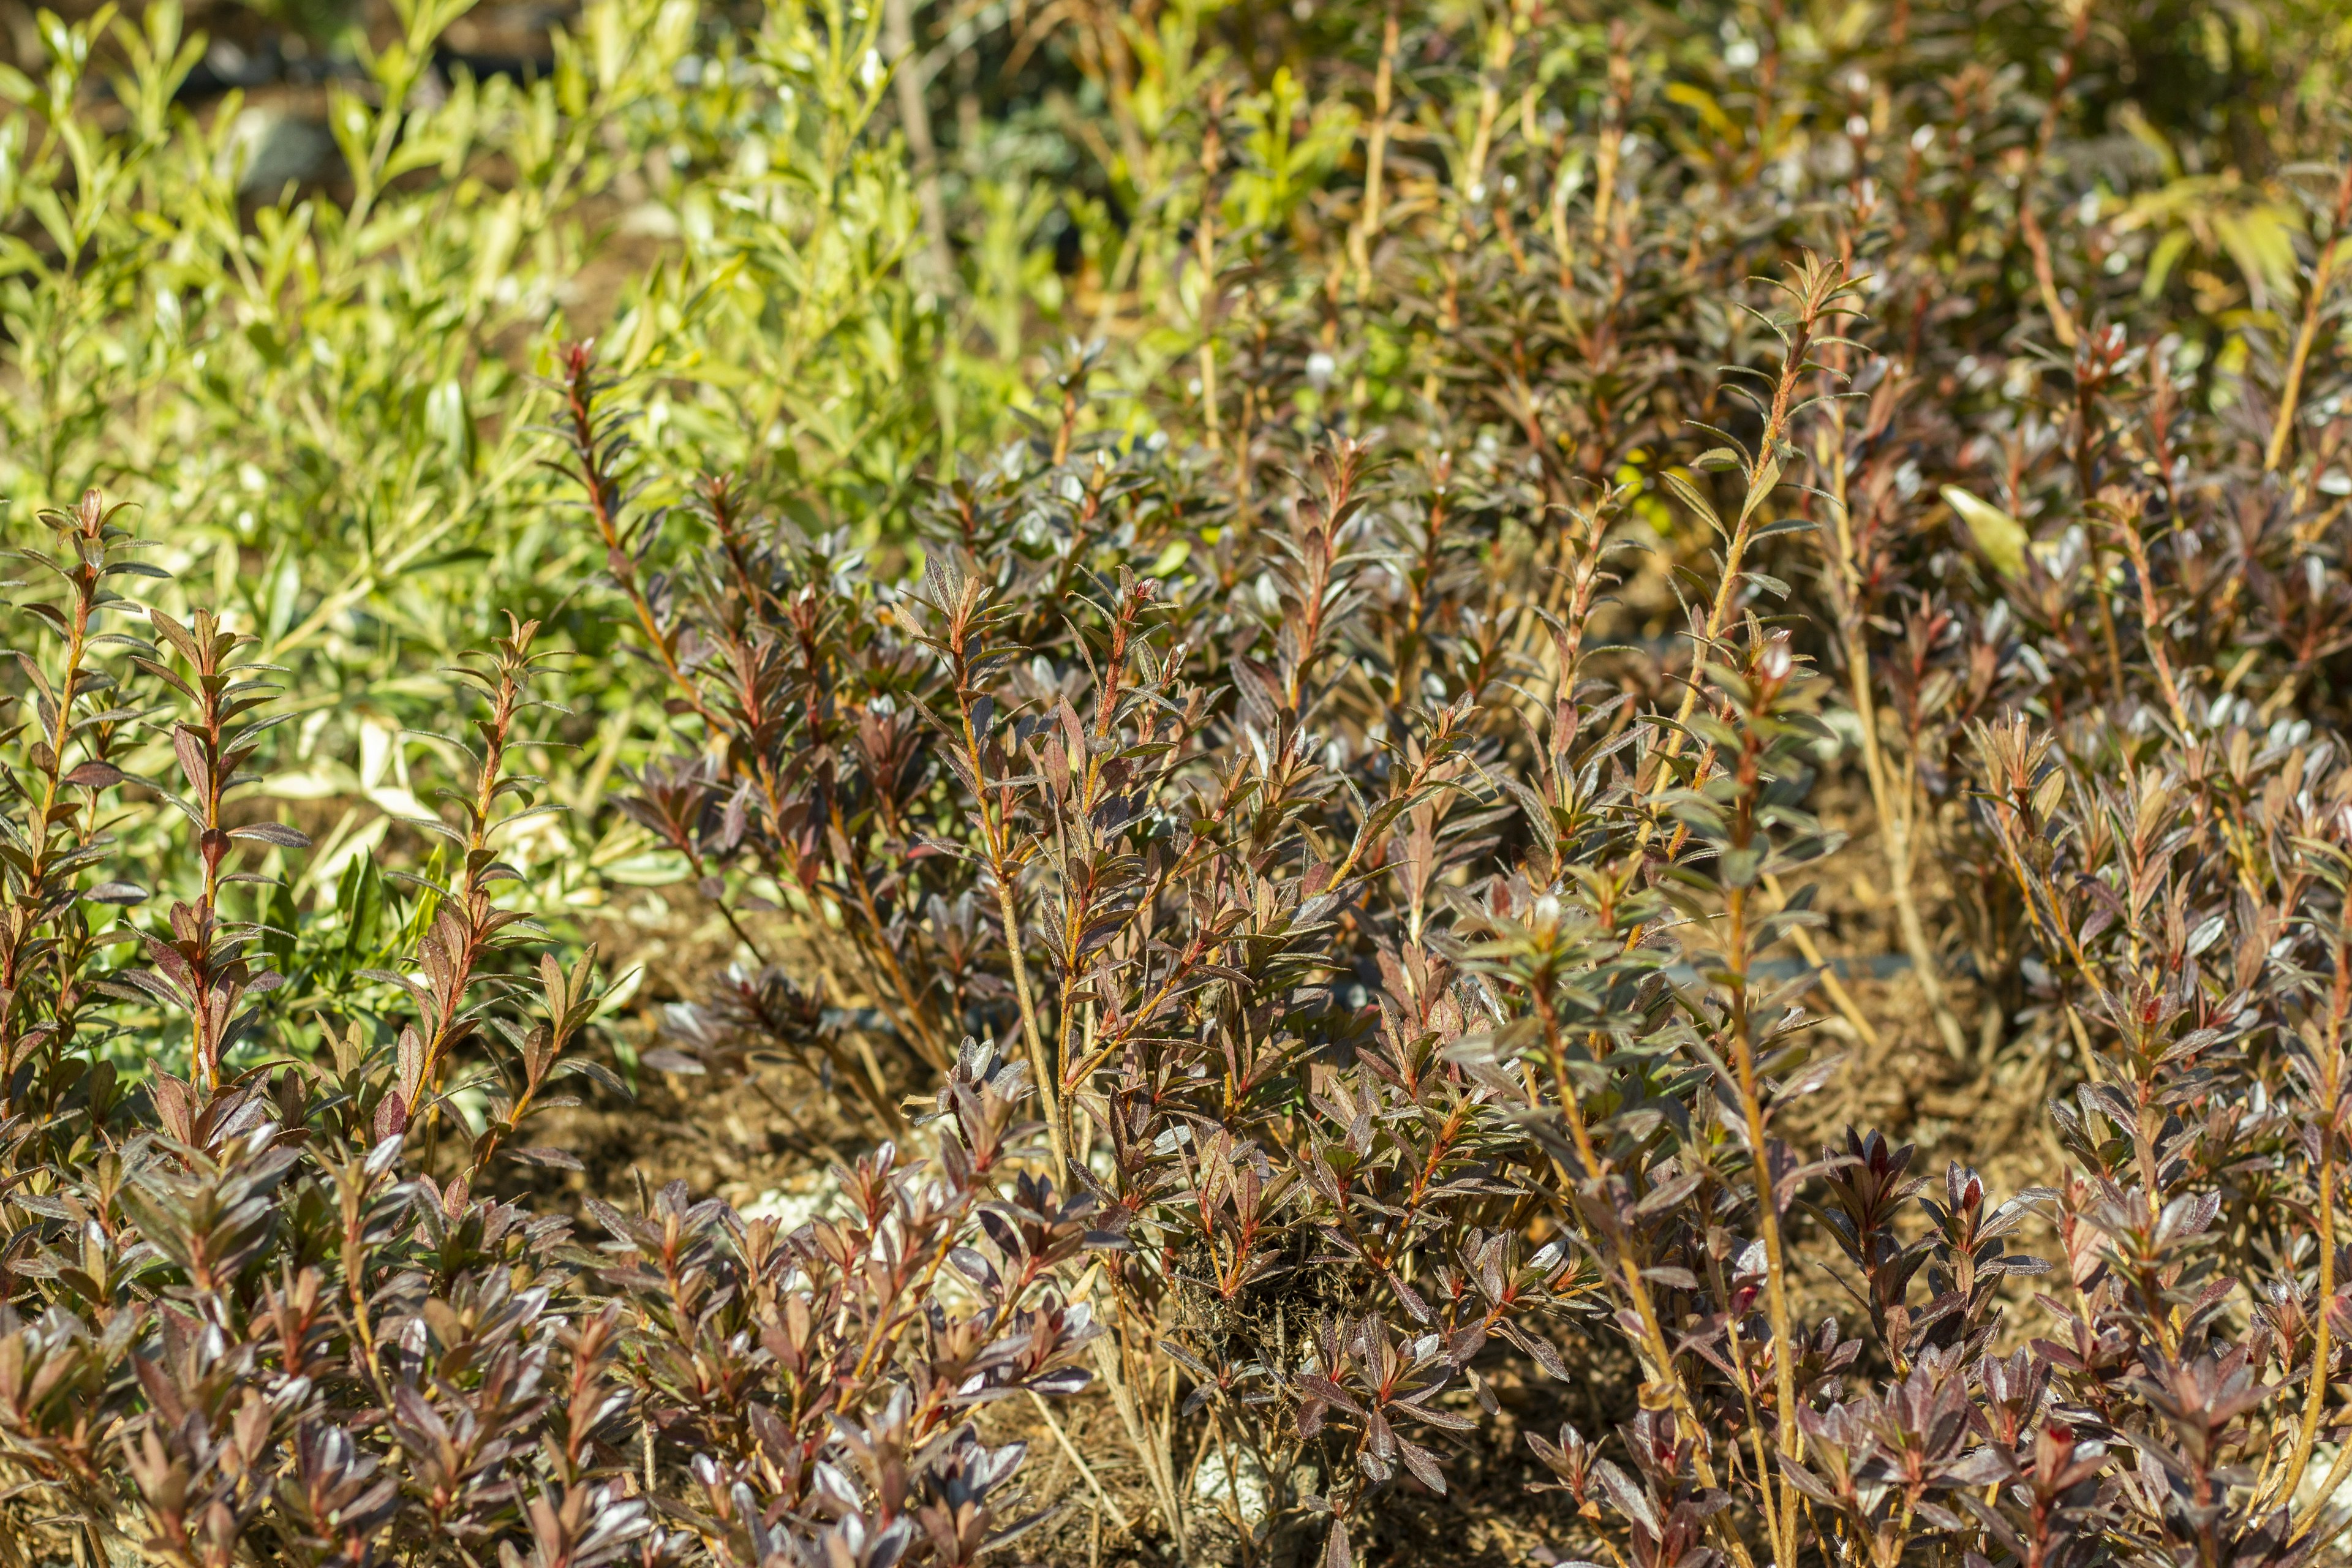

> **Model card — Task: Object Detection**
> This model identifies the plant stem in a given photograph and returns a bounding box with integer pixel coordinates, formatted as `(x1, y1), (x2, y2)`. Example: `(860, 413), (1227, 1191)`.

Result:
(2267, 159), (2352, 473)
(882, 0), (951, 289)
(1351, 6), (1398, 293)
(1527, 984), (1727, 1497)
(1761, 872), (1880, 1052)
(1727, 880), (1803, 1568)
(949, 677), (1069, 1180)
(1647, 257), (1842, 806)
(559, 345), (725, 735)
(2277, 943), (2348, 1513)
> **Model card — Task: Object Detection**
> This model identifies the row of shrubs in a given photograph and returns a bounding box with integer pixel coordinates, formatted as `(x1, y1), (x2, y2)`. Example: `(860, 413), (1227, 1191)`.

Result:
(7, 0), (2352, 1564)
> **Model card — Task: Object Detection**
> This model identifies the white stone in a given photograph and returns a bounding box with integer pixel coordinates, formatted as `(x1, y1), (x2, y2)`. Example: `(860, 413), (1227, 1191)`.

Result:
(1193, 1447), (1272, 1528)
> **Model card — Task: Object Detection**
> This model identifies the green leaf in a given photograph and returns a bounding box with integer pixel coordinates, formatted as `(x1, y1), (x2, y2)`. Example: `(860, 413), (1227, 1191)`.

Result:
(1941, 486), (2028, 579)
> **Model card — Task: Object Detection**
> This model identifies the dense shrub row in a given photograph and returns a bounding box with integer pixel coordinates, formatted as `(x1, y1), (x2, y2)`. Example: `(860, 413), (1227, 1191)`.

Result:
(7, 0), (2352, 1564)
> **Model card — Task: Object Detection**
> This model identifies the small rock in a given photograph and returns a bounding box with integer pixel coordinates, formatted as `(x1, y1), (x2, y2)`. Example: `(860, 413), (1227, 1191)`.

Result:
(1193, 1447), (1273, 1528)
(223, 106), (336, 196)
(741, 1169), (845, 1234)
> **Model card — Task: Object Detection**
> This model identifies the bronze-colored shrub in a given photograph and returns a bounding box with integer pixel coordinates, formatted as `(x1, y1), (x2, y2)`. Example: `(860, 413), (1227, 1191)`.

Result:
(9, 1), (2352, 1565)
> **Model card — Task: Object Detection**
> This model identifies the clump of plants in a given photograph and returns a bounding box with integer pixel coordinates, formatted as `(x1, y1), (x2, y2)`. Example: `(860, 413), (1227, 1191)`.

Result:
(0, 490), (1106, 1566)
(12, 0), (2352, 1564)
(559, 202), (2352, 1568)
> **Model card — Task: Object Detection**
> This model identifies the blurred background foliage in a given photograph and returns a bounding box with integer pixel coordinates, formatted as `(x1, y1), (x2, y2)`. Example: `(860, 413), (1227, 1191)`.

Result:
(4, 0), (2350, 1054)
